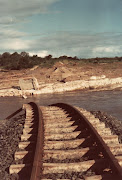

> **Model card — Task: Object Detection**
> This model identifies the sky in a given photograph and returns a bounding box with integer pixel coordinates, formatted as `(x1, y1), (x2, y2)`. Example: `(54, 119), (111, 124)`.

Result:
(1, 0), (122, 58)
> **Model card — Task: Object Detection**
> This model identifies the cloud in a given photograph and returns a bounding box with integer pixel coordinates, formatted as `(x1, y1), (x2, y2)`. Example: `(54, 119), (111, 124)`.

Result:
(28, 32), (122, 58)
(0, 17), (17, 24)
(0, 39), (31, 50)
(1, 31), (122, 58)
(29, 50), (48, 57)
(33, 32), (122, 57)
(93, 46), (121, 54)
(0, 0), (60, 24)
(92, 44), (122, 57)
(0, 28), (27, 39)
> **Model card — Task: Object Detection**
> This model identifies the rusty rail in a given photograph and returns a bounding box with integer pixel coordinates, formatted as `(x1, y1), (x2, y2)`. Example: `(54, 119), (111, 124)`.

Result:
(51, 103), (122, 179)
(9, 102), (122, 179)
(29, 102), (44, 180)
(5, 108), (22, 120)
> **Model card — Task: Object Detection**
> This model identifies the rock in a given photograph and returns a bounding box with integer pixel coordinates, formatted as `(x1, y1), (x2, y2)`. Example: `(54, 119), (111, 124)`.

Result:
(19, 79), (33, 90)
(91, 111), (122, 143)
(101, 75), (106, 79)
(19, 77), (39, 90)
(32, 77), (39, 90)
(90, 75), (106, 80)
(0, 114), (25, 179)
(0, 77), (122, 97)
(22, 95), (27, 99)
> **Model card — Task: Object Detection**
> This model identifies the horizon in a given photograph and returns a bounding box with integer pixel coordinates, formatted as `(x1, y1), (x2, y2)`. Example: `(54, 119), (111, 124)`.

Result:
(1, 0), (122, 58)
(1, 51), (122, 59)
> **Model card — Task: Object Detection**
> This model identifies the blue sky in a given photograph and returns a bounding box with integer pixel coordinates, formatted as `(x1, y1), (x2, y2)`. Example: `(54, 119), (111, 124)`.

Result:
(0, 0), (122, 58)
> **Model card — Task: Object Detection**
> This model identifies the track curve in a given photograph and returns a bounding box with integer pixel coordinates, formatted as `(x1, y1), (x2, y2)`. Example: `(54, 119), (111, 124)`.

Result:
(9, 102), (122, 180)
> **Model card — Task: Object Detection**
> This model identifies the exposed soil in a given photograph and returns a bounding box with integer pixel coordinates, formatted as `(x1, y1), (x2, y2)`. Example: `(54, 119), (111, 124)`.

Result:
(0, 61), (122, 90)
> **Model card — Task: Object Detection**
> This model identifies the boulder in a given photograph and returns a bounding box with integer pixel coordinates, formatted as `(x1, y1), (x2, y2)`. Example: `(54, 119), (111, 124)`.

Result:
(90, 75), (106, 80)
(19, 77), (39, 90)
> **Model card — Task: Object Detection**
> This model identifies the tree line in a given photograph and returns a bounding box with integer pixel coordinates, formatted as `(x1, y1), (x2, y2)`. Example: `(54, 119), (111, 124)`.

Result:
(0, 51), (122, 70)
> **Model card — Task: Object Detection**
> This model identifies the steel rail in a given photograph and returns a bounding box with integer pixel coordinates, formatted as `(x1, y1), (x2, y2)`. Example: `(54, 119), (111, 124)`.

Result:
(29, 102), (44, 180)
(51, 103), (122, 179)
(5, 108), (22, 120)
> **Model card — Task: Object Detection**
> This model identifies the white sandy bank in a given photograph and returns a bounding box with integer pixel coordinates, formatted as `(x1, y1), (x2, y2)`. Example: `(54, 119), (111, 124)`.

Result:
(0, 77), (122, 97)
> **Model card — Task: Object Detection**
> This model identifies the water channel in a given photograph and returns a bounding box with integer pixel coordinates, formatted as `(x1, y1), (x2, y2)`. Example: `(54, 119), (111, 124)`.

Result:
(0, 90), (122, 121)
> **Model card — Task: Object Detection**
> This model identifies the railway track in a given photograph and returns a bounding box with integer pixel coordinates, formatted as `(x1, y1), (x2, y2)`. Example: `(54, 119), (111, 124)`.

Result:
(9, 102), (122, 180)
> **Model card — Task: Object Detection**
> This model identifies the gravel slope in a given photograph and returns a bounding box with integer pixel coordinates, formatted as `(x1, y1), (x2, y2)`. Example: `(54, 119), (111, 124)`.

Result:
(0, 113), (25, 180)
(91, 111), (122, 143)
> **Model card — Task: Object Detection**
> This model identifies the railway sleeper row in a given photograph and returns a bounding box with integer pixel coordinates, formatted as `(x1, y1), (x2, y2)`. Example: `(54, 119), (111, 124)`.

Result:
(9, 103), (122, 180)
(9, 103), (38, 179)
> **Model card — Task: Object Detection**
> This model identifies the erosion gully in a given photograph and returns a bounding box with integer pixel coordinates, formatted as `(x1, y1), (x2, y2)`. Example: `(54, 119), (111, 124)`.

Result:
(8, 102), (122, 180)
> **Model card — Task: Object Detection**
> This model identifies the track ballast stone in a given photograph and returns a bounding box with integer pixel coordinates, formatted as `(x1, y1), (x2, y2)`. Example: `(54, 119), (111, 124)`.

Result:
(0, 113), (25, 180)
(1, 106), (122, 179)
(91, 111), (122, 143)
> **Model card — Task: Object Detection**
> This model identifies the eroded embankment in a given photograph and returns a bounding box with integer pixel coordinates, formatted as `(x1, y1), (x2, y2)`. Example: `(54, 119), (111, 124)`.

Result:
(0, 77), (122, 97)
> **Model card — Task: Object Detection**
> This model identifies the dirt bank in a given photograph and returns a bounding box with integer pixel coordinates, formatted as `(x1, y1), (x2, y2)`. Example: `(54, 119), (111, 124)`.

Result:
(0, 76), (122, 97)
(0, 62), (122, 97)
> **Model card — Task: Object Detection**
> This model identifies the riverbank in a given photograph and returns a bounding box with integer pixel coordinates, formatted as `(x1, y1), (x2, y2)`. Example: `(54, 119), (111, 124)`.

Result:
(0, 61), (122, 97)
(0, 76), (122, 97)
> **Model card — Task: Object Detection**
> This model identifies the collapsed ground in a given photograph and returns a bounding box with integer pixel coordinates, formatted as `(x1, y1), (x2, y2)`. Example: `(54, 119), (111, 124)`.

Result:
(0, 61), (122, 90)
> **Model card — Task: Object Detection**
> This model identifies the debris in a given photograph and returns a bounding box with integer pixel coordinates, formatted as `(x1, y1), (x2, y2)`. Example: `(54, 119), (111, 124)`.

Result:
(19, 77), (39, 90)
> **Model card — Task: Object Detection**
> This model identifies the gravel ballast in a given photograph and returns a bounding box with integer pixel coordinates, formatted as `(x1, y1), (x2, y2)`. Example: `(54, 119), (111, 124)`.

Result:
(0, 112), (25, 180)
(0, 109), (122, 180)
(91, 111), (122, 143)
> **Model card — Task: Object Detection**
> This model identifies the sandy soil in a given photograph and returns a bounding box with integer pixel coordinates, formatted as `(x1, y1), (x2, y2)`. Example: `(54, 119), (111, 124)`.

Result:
(0, 62), (122, 90)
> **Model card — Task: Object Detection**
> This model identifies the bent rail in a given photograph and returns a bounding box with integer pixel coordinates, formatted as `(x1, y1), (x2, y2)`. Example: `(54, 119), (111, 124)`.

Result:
(9, 102), (122, 179)
(29, 102), (44, 180)
(5, 108), (22, 120)
(51, 103), (122, 179)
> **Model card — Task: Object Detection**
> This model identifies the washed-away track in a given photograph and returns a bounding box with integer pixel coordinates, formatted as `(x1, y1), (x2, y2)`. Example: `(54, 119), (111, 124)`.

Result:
(9, 102), (122, 180)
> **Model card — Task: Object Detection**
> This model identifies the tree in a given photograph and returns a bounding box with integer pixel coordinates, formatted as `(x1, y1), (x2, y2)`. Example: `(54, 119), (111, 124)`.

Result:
(20, 51), (29, 57)
(2, 52), (10, 58)
(11, 52), (19, 57)
(59, 55), (68, 60)
(45, 54), (52, 60)
(73, 56), (78, 60)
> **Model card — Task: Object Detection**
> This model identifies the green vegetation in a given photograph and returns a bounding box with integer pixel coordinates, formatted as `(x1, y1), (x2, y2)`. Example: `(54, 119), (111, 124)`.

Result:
(0, 52), (122, 70)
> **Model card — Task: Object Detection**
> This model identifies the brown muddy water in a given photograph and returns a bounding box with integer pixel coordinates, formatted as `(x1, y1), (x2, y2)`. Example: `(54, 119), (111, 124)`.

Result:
(0, 90), (122, 121)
